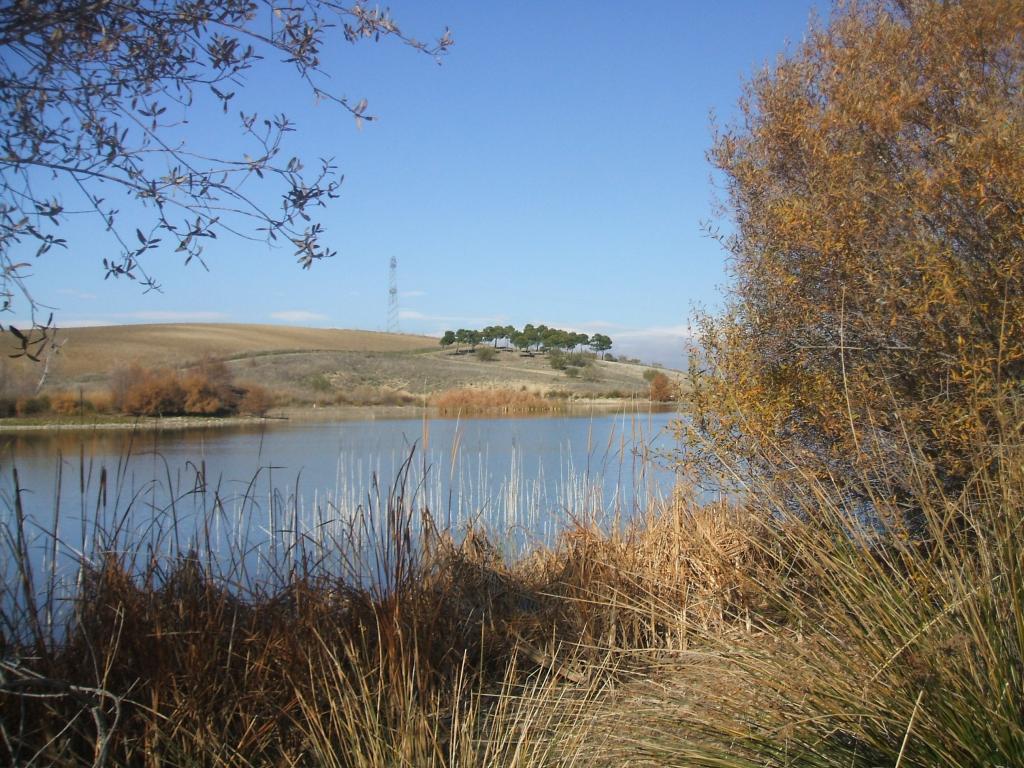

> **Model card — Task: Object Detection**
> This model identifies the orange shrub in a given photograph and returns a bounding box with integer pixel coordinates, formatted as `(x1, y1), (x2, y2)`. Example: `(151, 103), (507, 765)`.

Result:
(50, 392), (82, 415)
(182, 373), (235, 415)
(109, 364), (145, 412)
(239, 385), (274, 416)
(649, 373), (675, 402)
(182, 358), (240, 414)
(122, 368), (186, 416)
(690, 0), (1024, 504)
(88, 392), (114, 413)
(113, 360), (242, 416)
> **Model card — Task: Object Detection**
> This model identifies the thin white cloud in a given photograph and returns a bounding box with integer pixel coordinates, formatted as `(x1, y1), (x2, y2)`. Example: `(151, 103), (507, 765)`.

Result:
(615, 323), (693, 340)
(34, 311), (229, 328)
(270, 310), (329, 323)
(59, 318), (114, 328)
(610, 325), (692, 370)
(126, 310), (228, 322)
(56, 289), (97, 301)
(399, 309), (507, 327)
(577, 319), (622, 330)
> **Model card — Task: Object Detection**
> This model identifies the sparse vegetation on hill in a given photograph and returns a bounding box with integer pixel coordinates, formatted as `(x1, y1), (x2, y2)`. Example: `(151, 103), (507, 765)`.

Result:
(0, 324), (669, 421)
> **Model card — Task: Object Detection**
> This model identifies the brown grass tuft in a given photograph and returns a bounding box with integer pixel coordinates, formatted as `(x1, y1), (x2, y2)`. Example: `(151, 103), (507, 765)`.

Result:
(431, 387), (564, 415)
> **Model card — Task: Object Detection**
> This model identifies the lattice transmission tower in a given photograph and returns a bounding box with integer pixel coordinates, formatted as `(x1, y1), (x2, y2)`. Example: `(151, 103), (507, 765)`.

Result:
(387, 256), (400, 333)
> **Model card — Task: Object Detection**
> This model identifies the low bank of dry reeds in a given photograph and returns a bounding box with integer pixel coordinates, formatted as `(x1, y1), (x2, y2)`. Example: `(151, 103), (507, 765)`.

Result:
(431, 388), (565, 415)
(2, 400), (1023, 766)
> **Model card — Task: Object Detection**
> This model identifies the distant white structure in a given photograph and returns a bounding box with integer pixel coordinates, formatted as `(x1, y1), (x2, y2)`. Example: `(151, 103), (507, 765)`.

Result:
(387, 256), (400, 333)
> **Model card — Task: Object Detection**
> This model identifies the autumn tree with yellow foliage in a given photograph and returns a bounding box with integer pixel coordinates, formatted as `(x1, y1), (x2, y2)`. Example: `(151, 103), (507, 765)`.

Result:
(685, 0), (1024, 508)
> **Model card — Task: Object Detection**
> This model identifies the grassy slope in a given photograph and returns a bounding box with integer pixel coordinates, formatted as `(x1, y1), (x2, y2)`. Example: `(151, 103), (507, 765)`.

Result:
(24, 323), (434, 375)
(3, 323), (668, 401)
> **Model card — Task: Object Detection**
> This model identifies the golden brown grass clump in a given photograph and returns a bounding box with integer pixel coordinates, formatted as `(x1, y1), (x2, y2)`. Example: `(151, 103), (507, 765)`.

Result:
(431, 387), (564, 415)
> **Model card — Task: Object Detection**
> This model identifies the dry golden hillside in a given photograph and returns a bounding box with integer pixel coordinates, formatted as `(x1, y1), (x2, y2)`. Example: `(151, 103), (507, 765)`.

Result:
(3, 323), (434, 379)
(1, 323), (673, 407)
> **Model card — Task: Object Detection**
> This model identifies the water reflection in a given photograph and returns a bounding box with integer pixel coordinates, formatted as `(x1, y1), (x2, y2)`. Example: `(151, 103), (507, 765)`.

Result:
(1, 410), (678, 630)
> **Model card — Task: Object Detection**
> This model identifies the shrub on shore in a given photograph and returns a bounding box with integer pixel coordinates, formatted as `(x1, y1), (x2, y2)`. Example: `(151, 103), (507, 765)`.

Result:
(238, 384), (274, 416)
(104, 362), (270, 418)
(48, 391), (81, 415)
(648, 371), (675, 402)
(0, 391), (111, 419)
(688, 0), (1024, 518)
(121, 366), (187, 416)
(14, 394), (50, 416)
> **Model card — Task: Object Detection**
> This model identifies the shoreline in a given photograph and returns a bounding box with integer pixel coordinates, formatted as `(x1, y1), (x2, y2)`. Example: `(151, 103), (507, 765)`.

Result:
(0, 399), (675, 433)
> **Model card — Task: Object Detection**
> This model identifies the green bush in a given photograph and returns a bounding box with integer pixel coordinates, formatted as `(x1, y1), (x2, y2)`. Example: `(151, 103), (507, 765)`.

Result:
(15, 395), (50, 416)
(307, 373), (332, 392)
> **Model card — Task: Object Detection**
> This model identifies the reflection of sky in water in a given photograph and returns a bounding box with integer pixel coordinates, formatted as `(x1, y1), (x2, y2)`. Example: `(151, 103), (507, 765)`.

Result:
(1, 411), (678, 633)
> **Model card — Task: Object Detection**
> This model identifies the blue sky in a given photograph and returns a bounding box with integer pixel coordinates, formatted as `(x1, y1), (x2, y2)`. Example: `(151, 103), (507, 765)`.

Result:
(17, 1), (824, 368)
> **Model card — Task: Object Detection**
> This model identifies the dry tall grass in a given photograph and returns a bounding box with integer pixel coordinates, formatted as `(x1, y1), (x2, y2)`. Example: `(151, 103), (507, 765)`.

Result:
(0, 439), (753, 766)
(2, 398), (1022, 766)
(431, 388), (565, 415)
(527, 400), (1024, 767)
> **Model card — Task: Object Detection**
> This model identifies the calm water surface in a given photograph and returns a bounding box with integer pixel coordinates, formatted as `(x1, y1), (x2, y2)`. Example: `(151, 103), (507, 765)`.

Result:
(2, 411), (678, 601)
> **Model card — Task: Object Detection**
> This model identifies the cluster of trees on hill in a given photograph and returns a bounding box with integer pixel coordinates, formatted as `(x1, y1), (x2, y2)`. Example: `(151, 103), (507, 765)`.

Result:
(439, 325), (613, 355)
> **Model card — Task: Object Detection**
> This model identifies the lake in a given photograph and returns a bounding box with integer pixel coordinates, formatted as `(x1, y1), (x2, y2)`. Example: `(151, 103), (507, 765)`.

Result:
(1, 409), (679, 615)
